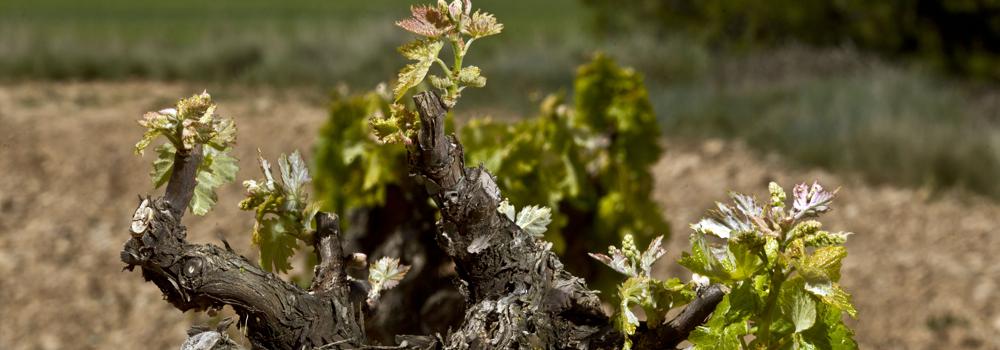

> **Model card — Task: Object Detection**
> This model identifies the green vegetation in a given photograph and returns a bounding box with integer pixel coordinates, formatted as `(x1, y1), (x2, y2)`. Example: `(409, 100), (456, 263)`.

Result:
(314, 54), (669, 290)
(133, 94), (415, 304)
(238, 151), (320, 273)
(590, 234), (693, 349)
(127, 2), (861, 347)
(355, 4), (857, 347)
(583, 0), (1000, 79)
(596, 182), (857, 349)
(371, 0), (505, 142)
(682, 182), (856, 349)
(134, 92), (238, 216)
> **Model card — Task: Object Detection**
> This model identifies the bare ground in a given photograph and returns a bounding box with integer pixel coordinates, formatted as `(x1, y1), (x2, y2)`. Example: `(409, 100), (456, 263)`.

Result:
(0, 82), (997, 349)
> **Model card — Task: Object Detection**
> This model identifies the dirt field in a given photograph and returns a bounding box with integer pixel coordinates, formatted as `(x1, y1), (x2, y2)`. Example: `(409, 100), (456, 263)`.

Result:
(1, 82), (997, 349)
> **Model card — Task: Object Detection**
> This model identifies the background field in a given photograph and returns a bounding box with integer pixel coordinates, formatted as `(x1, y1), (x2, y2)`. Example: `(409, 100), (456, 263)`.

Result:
(2, 0), (1000, 349)
(3, 0), (999, 197)
(2, 82), (998, 349)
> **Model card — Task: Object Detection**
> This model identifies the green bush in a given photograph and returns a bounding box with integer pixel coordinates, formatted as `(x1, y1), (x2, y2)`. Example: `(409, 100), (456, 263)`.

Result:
(313, 54), (668, 288)
(582, 0), (1000, 79)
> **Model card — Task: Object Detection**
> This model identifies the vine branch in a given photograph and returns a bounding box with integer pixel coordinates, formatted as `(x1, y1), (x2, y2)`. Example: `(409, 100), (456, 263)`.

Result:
(633, 284), (726, 349)
(122, 91), (724, 350)
(122, 146), (366, 350)
(310, 212), (347, 294)
(163, 145), (202, 218)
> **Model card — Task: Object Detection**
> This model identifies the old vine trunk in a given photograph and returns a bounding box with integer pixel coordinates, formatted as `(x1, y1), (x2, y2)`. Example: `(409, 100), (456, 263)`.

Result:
(120, 92), (722, 349)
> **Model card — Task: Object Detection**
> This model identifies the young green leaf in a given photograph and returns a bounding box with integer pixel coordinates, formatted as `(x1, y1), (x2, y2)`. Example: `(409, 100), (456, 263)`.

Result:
(457, 65), (486, 88)
(393, 40), (444, 101)
(514, 205), (552, 237)
(769, 181), (787, 208)
(614, 277), (645, 349)
(135, 129), (161, 157)
(780, 278), (817, 333)
(497, 199), (516, 222)
(801, 246), (847, 281)
(591, 233), (667, 278)
(207, 118), (237, 150)
(150, 143), (176, 188)
(589, 245), (634, 277)
(240, 150), (319, 272)
(678, 232), (726, 281)
(681, 181), (856, 349)
(367, 257), (412, 305)
(802, 303), (859, 349)
(135, 108), (176, 155)
(135, 92), (239, 216)
(803, 280), (857, 318)
(687, 296), (750, 350)
(190, 147), (238, 216)
(463, 10), (503, 38)
(719, 240), (764, 281)
(638, 235), (665, 276)
(277, 151), (310, 207)
(253, 216), (300, 273)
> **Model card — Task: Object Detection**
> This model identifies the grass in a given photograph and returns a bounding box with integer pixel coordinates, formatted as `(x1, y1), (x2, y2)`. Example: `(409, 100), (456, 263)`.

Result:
(648, 46), (1000, 198)
(2, 0), (999, 199)
(0, 0), (589, 113)
(0, 0), (582, 86)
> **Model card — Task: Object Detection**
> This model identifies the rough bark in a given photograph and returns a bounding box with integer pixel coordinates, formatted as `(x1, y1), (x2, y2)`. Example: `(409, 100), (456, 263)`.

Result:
(121, 91), (725, 350)
(405, 91), (615, 349)
(309, 212), (347, 293)
(122, 150), (366, 349)
(633, 284), (726, 349)
(163, 145), (202, 218)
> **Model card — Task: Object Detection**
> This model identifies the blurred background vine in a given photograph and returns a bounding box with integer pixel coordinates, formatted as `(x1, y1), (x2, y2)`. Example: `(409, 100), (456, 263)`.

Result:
(313, 54), (669, 292)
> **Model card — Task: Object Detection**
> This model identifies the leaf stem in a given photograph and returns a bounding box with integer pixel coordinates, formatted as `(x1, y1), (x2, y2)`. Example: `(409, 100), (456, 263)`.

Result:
(757, 268), (787, 347)
(449, 37), (464, 100)
(434, 57), (453, 76)
(171, 115), (187, 151)
(164, 133), (183, 152)
(462, 37), (477, 57)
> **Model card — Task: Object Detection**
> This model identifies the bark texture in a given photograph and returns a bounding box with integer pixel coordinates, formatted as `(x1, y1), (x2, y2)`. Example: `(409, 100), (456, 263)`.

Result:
(121, 91), (724, 350)
(122, 150), (365, 349)
(405, 92), (614, 349)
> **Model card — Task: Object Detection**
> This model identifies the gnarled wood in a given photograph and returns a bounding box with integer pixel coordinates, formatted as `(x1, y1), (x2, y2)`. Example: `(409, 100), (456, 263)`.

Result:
(122, 91), (726, 350)
(163, 145), (202, 218)
(122, 150), (365, 350)
(406, 91), (725, 350)
(633, 284), (726, 349)
(310, 212), (347, 294)
(408, 91), (614, 349)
